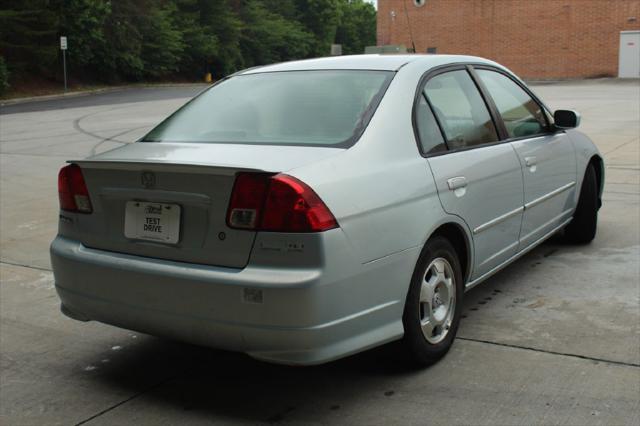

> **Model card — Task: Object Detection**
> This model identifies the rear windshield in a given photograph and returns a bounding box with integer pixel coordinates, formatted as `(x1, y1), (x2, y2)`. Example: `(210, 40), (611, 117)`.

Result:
(142, 70), (394, 147)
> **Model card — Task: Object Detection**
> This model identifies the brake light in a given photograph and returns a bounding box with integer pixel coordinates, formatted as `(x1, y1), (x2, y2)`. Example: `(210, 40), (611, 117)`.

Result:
(261, 175), (338, 232)
(58, 164), (92, 213)
(227, 173), (338, 232)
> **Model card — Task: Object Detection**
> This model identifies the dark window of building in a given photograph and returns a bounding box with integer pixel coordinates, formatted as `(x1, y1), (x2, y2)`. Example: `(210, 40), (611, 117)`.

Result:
(427, 47), (437, 54)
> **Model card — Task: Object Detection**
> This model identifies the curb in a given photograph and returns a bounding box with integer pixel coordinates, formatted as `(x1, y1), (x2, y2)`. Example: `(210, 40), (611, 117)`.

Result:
(0, 83), (210, 107)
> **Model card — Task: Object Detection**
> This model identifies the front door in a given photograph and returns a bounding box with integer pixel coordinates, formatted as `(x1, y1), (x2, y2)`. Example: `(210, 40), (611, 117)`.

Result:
(474, 69), (577, 249)
(511, 134), (577, 248)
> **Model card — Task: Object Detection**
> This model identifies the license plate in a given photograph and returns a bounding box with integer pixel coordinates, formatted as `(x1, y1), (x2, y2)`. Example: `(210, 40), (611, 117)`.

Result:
(124, 201), (181, 244)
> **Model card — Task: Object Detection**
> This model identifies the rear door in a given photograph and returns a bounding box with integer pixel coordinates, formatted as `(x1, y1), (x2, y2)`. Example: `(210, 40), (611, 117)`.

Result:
(417, 67), (524, 281)
(474, 68), (577, 249)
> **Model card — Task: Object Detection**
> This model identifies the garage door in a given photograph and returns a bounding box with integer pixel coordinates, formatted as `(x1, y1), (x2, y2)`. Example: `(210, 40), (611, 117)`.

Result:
(619, 31), (640, 78)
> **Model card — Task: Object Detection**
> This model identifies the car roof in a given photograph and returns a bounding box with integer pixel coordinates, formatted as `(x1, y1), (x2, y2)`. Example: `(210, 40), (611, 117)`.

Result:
(239, 54), (500, 74)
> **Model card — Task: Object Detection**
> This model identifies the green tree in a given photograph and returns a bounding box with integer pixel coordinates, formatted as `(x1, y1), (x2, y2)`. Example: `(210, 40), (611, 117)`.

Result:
(55, 0), (110, 75)
(0, 56), (9, 95)
(52, 0), (185, 81)
(0, 0), (59, 76)
(239, 0), (313, 67)
(140, 1), (185, 78)
(335, 0), (376, 55)
(0, 0), (378, 89)
(199, 0), (243, 77)
(259, 0), (299, 20)
(174, 0), (220, 78)
(98, 0), (144, 80)
(294, 0), (341, 57)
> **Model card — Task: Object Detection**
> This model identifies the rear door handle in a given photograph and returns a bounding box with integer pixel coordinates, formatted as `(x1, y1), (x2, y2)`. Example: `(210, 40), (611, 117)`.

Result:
(525, 156), (537, 167)
(447, 176), (467, 190)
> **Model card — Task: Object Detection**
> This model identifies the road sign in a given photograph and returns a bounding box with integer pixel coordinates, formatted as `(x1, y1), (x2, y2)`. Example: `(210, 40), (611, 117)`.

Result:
(60, 36), (68, 92)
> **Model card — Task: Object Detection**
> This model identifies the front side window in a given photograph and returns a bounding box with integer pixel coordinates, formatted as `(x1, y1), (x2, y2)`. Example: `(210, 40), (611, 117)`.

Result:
(424, 70), (498, 149)
(142, 70), (393, 147)
(476, 69), (549, 138)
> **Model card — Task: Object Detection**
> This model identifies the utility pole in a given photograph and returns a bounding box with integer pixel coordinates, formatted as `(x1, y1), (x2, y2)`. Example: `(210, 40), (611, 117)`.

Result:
(60, 36), (68, 92)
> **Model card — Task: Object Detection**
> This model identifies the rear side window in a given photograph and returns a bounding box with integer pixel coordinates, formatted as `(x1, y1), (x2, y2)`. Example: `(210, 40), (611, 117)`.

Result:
(415, 96), (447, 154)
(142, 70), (393, 147)
(424, 70), (498, 149)
(476, 69), (549, 138)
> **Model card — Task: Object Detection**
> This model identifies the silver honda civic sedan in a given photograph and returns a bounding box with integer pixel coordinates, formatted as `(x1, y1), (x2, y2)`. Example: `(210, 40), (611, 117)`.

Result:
(51, 55), (603, 366)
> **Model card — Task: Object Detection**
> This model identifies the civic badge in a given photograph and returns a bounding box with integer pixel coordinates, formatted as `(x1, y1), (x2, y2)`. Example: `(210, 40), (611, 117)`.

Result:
(141, 171), (156, 189)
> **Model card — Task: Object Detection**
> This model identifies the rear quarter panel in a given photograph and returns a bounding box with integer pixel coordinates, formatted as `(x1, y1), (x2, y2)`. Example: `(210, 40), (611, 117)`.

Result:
(288, 62), (470, 266)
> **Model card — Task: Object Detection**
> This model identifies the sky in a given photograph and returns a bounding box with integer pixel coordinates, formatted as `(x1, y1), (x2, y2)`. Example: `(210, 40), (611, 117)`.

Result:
(365, 0), (378, 9)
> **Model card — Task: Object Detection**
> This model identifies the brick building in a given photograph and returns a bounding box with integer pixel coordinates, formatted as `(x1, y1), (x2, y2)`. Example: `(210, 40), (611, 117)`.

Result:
(377, 0), (640, 79)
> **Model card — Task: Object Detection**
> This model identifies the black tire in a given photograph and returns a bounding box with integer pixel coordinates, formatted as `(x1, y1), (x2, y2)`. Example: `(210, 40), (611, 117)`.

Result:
(401, 236), (464, 366)
(565, 164), (599, 244)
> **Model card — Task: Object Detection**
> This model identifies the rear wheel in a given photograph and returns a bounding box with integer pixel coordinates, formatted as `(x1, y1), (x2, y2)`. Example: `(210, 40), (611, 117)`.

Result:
(565, 164), (599, 244)
(401, 236), (464, 366)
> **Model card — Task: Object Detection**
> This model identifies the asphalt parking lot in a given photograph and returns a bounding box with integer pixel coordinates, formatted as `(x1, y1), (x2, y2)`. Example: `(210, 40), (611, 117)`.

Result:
(1, 80), (639, 425)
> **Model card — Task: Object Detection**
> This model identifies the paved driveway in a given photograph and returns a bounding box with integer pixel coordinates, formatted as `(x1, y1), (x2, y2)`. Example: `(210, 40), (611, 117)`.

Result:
(1, 81), (638, 425)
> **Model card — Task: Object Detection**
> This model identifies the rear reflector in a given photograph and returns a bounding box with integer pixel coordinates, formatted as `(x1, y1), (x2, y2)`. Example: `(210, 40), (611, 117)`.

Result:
(227, 173), (271, 229)
(227, 173), (338, 232)
(58, 164), (92, 213)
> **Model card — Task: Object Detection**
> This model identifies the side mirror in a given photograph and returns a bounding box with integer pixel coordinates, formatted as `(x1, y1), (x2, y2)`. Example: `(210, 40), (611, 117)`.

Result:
(554, 109), (581, 129)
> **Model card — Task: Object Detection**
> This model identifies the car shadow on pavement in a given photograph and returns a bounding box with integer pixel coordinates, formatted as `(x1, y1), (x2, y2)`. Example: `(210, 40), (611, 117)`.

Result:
(76, 333), (420, 423)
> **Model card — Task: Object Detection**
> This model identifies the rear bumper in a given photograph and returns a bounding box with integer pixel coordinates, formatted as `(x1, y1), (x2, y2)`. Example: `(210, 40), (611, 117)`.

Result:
(50, 234), (416, 365)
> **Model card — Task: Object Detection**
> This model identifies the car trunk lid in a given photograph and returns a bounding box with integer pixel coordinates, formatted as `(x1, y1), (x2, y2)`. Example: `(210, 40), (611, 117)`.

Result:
(71, 142), (342, 268)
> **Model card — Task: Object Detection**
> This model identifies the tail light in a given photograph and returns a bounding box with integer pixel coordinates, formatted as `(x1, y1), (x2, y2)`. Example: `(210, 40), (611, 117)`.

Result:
(227, 173), (337, 232)
(58, 164), (92, 213)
